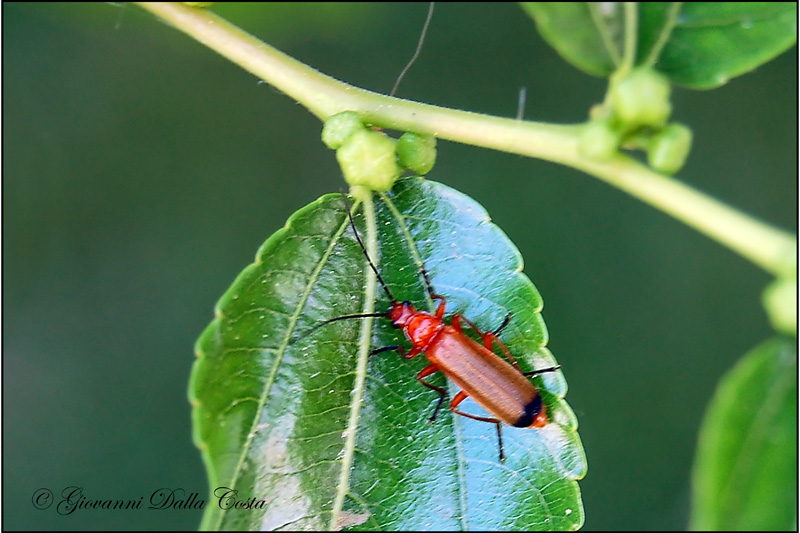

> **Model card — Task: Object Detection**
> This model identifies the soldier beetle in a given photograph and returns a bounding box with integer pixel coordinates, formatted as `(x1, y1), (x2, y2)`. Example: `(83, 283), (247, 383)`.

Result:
(312, 193), (560, 461)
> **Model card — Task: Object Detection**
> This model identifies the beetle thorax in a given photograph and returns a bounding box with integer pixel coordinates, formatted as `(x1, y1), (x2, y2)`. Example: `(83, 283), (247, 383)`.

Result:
(404, 313), (445, 348)
(388, 301), (417, 327)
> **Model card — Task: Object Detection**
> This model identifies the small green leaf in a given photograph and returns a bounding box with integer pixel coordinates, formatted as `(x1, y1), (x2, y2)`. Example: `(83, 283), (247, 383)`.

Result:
(190, 177), (586, 530)
(523, 3), (797, 89)
(691, 338), (797, 531)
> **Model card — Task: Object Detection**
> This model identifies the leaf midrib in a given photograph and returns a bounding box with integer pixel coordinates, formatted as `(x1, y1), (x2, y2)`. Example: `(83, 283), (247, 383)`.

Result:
(329, 195), (376, 530)
(716, 344), (795, 525)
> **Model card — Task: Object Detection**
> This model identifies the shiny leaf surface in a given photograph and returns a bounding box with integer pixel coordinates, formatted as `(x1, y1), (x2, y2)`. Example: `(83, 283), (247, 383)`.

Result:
(691, 338), (797, 530)
(522, 2), (797, 89)
(640, 2), (797, 88)
(521, 2), (623, 76)
(190, 177), (586, 530)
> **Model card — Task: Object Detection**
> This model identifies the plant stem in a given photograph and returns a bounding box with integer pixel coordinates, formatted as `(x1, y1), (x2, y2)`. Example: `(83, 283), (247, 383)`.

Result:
(137, 2), (796, 277)
(620, 2), (639, 76)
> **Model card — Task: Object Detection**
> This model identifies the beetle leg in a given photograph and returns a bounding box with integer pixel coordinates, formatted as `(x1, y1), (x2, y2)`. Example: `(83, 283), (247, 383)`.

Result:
(403, 345), (425, 359)
(452, 314), (489, 341)
(449, 390), (505, 462)
(491, 314), (511, 336)
(523, 365), (561, 377)
(416, 364), (448, 422)
(432, 295), (447, 319)
(485, 333), (522, 371)
(369, 345), (401, 356)
(455, 314), (523, 372)
(370, 344), (427, 360)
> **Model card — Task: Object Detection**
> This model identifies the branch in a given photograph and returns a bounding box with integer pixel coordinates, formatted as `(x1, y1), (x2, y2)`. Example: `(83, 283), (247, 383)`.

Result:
(136, 2), (796, 277)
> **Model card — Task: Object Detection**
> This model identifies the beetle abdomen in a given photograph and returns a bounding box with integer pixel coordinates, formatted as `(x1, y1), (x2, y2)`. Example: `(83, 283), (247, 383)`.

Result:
(425, 326), (544, 427)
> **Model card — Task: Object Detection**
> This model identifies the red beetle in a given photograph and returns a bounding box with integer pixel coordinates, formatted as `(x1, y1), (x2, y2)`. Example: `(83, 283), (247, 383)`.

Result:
(312, 194), (560, 460)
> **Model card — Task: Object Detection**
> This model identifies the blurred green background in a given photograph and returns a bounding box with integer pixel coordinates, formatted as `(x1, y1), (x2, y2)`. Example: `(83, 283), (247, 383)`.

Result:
(4, 3), (796, 530)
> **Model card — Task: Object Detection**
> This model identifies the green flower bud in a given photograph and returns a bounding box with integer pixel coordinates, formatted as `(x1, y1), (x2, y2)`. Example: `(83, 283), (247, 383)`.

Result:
(648, 123), (693, 175)
(322, 112), (366, 150)
(336, 129), (401, 192)
(762, 276), (797, 336)
(578, 119), (620, 160)
(396, 132), (437, 175)
(611, 68), (672, 128)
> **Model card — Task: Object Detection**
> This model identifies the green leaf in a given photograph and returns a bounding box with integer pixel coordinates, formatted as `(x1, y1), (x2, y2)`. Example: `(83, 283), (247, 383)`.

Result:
(522, 2), (797, 89)
(640, 2), (798, 89)
(691, 338), (797, 531)
(521, 2), (623, 76)
(190, 177), (586, 530)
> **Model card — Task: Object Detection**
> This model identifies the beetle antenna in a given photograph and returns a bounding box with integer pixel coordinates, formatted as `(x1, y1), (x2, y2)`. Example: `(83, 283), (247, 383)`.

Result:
(417, 264), (441, 303)
(308, 311), (389, 335)
(341, 193), (396, 303)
